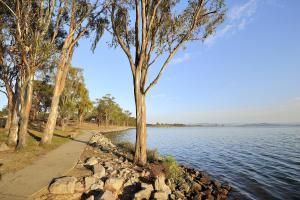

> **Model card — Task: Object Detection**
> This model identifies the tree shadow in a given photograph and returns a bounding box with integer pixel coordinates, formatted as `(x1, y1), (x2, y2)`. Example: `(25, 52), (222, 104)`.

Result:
(28, 130), (42, 142)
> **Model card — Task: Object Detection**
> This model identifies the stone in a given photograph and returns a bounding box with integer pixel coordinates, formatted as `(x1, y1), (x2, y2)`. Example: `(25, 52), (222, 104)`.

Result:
(134, 183), (154, 200)
(91, 182), (104, 191)
(153, 191), (169, 200)
(93, 163), (106, 177)
(85, 176), (96, 190)
(104, 177), (124, 194)
(49, 176), (77, 194)
(0, 143), (9, 152)
(191, 182), (202, 192)
(175, 191), (185, 199)
(193, 193), (202, 200)
(87, 196), (95, 200)
(179, 182), (190, 193)
(97, 190), (116, 200)
(85, 157), (99, 166)
(75, 181), (85, 192)
(154, 175), (171, 195)
(214, 181), (221, 189)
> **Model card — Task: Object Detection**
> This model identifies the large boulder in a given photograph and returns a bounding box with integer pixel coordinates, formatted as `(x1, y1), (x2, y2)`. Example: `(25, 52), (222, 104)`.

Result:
(75, 181), (85, 192)
(85, 176), (96, 190)
(153, 191), (169, 200)
(49, 176), (77, 194)
(93, 163), (106, 178)
(104, 177), (124, 194)
(85, 157), (99, 166)
(91, 180), (104, 191)
(134, 183), (154, 200)
(154, 175), (171, 195)
(96, 190), (116, 200)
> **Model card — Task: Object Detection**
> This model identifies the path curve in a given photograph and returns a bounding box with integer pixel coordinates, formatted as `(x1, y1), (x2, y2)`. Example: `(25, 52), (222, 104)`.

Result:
(0, 131), (94, 200)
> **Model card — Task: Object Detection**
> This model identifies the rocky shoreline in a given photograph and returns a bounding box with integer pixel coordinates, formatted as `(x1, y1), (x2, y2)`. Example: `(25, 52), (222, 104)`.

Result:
(36, 132), (231, 200)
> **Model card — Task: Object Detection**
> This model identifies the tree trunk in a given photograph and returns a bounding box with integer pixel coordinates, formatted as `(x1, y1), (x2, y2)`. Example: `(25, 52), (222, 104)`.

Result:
(41, 65), (69, 145)
(134, 80), (147, 166)
(8, 79), (20, 146)
(17, 77), (33, 149)
(4, 82), (14, 131)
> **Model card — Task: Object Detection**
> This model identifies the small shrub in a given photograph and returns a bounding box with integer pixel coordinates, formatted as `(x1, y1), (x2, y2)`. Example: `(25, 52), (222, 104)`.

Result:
(162, 156), (182, 182)
(117, 141), (135, 155)
(147, 148), (159, 163)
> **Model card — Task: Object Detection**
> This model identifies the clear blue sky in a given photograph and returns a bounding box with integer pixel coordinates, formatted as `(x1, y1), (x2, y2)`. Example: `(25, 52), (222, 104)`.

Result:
(1, 0), (299, 123)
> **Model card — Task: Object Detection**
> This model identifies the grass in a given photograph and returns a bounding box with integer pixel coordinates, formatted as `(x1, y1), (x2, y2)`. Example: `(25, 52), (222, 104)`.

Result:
(162, 155), (182, 182)
(115, 141), (160, 163)
(0, 122), (125, 175)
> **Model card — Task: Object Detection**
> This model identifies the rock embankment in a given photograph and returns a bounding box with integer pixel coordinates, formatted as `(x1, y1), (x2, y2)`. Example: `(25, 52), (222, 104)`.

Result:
(39, 133), (230, 200)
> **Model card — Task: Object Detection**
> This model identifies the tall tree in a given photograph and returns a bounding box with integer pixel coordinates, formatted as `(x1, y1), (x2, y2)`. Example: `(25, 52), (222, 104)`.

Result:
(97, 0), (226, 165)
(41, 0), (107, 145)
(0, 0), (60, 148)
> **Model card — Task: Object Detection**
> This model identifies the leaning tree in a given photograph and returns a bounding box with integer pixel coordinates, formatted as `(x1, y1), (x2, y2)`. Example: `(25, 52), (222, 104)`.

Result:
(96, 0), (226, 165)
(41, 0), (108, 145)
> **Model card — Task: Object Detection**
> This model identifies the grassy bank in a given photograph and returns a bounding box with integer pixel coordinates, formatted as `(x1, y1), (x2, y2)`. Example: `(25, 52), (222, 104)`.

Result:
(0, 123), (131, 176)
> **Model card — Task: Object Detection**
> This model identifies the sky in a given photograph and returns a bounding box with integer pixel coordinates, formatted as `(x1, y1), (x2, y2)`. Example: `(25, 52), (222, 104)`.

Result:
(1, 0), (300, 124)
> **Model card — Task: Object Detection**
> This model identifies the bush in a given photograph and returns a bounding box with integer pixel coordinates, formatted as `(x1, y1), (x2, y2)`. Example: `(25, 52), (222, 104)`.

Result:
(117, 141), (135, 154)
(147, 148), (159, 163)
(162, 156), (182, 182)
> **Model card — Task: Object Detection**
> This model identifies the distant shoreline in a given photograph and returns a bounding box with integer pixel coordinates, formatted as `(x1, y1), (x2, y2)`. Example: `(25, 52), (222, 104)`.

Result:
(146, 123), (300, 128)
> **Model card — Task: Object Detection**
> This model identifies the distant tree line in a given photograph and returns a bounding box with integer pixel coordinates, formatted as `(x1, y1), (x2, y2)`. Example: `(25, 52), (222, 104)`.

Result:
(92, 94), (135, 127)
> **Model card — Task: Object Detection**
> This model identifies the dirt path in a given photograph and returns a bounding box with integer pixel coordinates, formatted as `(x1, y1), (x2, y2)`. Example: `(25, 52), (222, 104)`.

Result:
(0, 131), (95, 200)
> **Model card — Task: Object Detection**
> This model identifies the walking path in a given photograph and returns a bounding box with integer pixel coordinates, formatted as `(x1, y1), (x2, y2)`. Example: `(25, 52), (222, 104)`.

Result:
(0, 131), (94, 200)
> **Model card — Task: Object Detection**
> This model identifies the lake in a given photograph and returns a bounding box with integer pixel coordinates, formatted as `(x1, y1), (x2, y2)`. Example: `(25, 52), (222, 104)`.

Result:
(107, 126), (300, 200)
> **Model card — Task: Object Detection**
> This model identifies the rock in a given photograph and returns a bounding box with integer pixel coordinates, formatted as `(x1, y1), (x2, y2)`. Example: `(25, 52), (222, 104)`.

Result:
(104, 177), (124, 194)
(179, 182), (190, 193)
(85, 157), (99, 166)
(93, 163), (106, 177)
(199, 176), (210, 185)
(174, 191), (185, 199)
(49, 176), (77, 194)
(153, 191), (169, 200)
(193, 193), (202, 200)
(124, 177), (139, 187)
(0, 143), (9, 152)
(85, 176), (96, 190)
(214, 181), (221, 189)
(134, 183), (154, 200)
(154, 175), (171, 195)
(191, 182), (202, 192)
(97, 190), (116, 200)
(87, 196), (95, 200)
(91, 182), (104, 191)
(75, 181), (85, 192)
(170, 194), (176, 200)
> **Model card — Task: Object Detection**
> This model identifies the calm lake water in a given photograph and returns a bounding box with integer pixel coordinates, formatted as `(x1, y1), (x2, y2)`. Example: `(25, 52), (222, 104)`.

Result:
(107, 126), (300, 200)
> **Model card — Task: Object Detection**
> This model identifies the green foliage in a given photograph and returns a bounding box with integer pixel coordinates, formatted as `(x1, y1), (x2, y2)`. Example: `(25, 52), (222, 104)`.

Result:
(93, 94), (135, 126)
(147, 148), (159, 163)
(162, 156), (182, 181)
(59, 67), (93, 124)
(0, 106), (8, 117)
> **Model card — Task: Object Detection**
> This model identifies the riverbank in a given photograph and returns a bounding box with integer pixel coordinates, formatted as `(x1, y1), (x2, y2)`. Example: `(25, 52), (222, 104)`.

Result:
(0, 124), (132, 176)
(35, 132), (231, 200)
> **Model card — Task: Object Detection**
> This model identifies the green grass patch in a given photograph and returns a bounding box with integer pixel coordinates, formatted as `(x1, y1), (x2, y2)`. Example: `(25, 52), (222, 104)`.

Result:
(162, 155), (182, 182)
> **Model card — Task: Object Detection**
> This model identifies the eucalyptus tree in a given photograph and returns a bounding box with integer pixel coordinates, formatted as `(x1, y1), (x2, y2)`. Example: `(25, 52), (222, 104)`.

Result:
(0, 0), (62, 148)
(0, 2), (21, 145)
(41, 0), (108, 145)
(95, 0), (226, 165)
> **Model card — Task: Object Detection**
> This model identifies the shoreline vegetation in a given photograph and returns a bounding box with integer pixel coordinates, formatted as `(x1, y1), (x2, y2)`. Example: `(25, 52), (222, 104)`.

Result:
(35, 132), (231, 200)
